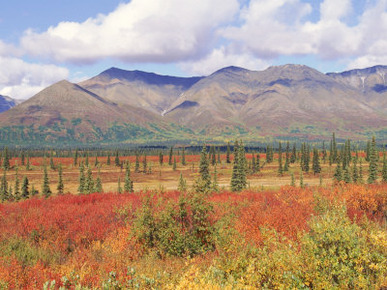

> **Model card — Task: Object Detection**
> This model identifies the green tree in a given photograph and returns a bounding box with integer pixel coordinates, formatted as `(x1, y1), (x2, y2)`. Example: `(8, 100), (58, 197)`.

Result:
(173, 156), (177, 171)
(107, 153), (111, 165)
(135, 153), (140, 173)
(312, 147), (321, 174)
(230, 141), (247, 192)
(382, 152), (387, 183)
(168, 147), (173, 165)
(41, 167), (52, 198)
(367, 136), (378, 184)
(142, 154), (147, 173)
(181, 147), (186, 166)
(73, 149), (78, 166)
(117, 177), (122, 194)
(78, 163), (85, 194)
(290, 143), (297, 163)
(284, 141), (290, 171)
(0, 170), (8, 201)
(194, 145), (211, 193)
(159, 151), (164, 166)
(212, 165), (219, 193)
(57, 163), (64, 195)
(226, 142), (231, 163)
(13, 169), (21, 201)
(21, 176), (29, 199)
(114, 150), (120, 167)
(333, 164), (343, 183)
(178, 172), (187, 192)
(124, 163), (133, 193)
(84, 165), (94, 194)
(2, 147), (10, 170)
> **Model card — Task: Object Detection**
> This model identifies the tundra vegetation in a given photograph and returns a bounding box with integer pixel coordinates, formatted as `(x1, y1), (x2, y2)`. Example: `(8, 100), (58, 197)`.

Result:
(0, 135), (386, 288)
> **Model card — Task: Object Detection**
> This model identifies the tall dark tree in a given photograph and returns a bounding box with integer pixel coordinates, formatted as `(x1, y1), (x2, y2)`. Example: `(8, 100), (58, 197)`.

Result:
(284, 141), (290, 171)
(168, 147), (173, 165)
(84, 165), (94, 194)
(135, 153), (140, 173)
(124, 163), (133, 193)
(159, 151), (164, 166)
(312, 148), (321, 174)
(107, 153), (111, 165)
(194, 145), (211, 193)
(114, 150), (120, 167)
(226, 142), (231, 164)
(42, 167), (52, 198)
(2, 147), (10, 171)
(382, 152), (387, 183)
(57, 163), (64, 195)
(21, 176), (29, 199)
(290, 143), (297, 163)
(143, 154), (147, 173)
(333, 163), (343, 183)
(13, 169), (21, 201)
(231, 141), (247, 192)
(78, 163), (85, 194)
(278, 142), (283, 176)
(73, 149), (78, 166)
(181, 147), (186, 166)
(0, 170), (8, 201)
(332, 132), (338, 163)
(367, 136), (378, 184)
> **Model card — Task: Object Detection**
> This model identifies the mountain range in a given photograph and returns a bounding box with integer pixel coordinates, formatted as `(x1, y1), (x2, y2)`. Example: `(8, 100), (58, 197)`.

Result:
(0, 64), (386, 145)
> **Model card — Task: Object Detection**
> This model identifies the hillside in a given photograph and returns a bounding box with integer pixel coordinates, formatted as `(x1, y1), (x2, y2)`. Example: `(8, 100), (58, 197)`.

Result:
(0, 95), (18, 113)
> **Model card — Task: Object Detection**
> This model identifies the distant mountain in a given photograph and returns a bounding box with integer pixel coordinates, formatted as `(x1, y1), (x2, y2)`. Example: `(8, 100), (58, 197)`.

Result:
(80, 67), (203, 114)
(0, 80), (192, 144)
(0, 95), (17, 113)
(0, 64), (386, 145)
(327, 65), (387, 114)
(164, 65), (385, 139)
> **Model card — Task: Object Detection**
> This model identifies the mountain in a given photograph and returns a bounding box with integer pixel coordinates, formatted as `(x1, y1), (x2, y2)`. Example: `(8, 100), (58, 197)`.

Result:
(0, 80), (191, 144)
(0, 95), (18, 113)
(164, 65), (385, 139)
(327, 65), (387, 114)
(0, 64), (386, 145)
(80, 67), (203, 114)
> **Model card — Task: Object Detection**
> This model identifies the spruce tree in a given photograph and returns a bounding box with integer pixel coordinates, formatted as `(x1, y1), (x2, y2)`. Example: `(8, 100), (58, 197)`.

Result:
(117, 177), (122, 193)
(95, 175), (103, 193)
(26, 154), (31, 171)
(300, 171), (304, 188)
(256, 153), (260, 172)
(182, 147), (186, 166)
(159, 151), (164, 166)
(367, 136), (378, 184)
(359, 161), (364, 184)
(278, 142), (283, 176)
(0, 170), (8, 202)
(49, 152), (55, 170)
(382, 152), (387, 183)
(251, 153), (256, 173)
(94, 156), (99, 167)
(291, 172), (295, 186)
(312, 148), (321, 174)
(2, 147), (10, 171)
(114, 150), (120, 167)
(21, 176), (29, 199)
(143, 154), (147, 173)
(217, 148), (221, 164)
(290, 143), (297, 163)
(344, 167), (352, 183)
(42, 167), (51, 198)
(57, 163), (64, 195)
(195, 145), (211, 193)
(135, 153), (140, 173)
(124, 163), (133, 193)
(230, 141), (247, 192)
(212, 165), (219, 193)
(107, 153), (111, 165)
(78, 163), (85, 194)
(168, 147), (173, 165)
(352, 158), (359, 183)
(333, 164), (343, 183)
(226, 142), (231, 163)
(173, 156), (177, 171)
(21, 151), (25, 166)
(85, 165), (94, 194)
(332, 132), (338, 163)
(178, 172), (187, 192)
(73, 149), (78, 166)
(284, 141), (290, 171)
(14, 169), (20, 201)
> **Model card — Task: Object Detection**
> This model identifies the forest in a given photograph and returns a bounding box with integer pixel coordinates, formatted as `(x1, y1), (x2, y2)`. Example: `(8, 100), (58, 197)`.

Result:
(0, 134), (386, 288)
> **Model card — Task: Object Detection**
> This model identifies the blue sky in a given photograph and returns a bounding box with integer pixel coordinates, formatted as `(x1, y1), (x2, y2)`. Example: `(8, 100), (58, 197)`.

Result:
(0, 0), (386, 99)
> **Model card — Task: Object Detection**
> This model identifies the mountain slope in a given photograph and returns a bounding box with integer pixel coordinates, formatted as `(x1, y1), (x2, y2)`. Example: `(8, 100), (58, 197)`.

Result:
(0, 95), (18, 113)
(164, 64), (385, 138)
(0, 80), (191, 144)
(80, 67), (203, 114)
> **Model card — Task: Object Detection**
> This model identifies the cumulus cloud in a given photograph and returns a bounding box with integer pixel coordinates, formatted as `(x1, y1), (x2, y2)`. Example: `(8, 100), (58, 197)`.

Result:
(179, 46), (269, 75)
(0, 57), (69, 99)
(21, 0), (239, 64)
(220, 0), (387, 68)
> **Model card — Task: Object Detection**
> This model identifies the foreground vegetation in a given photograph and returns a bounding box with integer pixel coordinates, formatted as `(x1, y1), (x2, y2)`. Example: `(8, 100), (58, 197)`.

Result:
(0, 135), (386, 288)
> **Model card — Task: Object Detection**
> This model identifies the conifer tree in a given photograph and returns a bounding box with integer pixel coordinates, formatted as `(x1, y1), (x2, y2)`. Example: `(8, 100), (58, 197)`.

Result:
(143, 154), (147, 173)
(74, 149), (78, 166)
(173, 156), (177, 171)
(278, 142), (283, 176)
(344, 167), (352, 183)
(78, 163), (85, 194)
(256, 153), (260, 172)
(312, 148), (321, 174)
(21, 176), (29, 199)
(182, 147), (186, 165)
(359, 161), (364, 184)
(21, 151), (25, 166)
(2, 147), (10, 171)
(117, 177), (122, 193)
(107, 153), (111, 165)
(26, 154), (31, 171)
(333, 164), (343, 183)
(159, 151), (164, 166)
(291, 172), (295, 186)
(95, 175), (103, 193)
(290, 143), (297, 163)
(85, 152), (89, 167)
(14, 169), (20, 201)
(251, 153), (256, 173)
(230, 141), (247, 191)
(332, 132), (338, 163)
(217, 148), (221, 164)
(300, 171), (304, 188)
(365, 140), (371, 162)
(352, 158), (359, 183)
(284, 141), (290, 171)
(42, 167), (51, 198)
(178, 172), (187, 192)
(322, 141), (327, 164)
(124, 163), (133, 193)
(169, 147), (173, 165)
(114, 150), (120, 167)
(94, 156), (99, 167)
(57, 163), (64, 195)
(210, 165), (218, 193)
(210, 146), (216, 166)
(226, 142), (231, 163)
(382, 152), (387, 183)
(195, 145), (211, 192)
(367, 136), (378, 184)
(135, 153), (140, 173)
(84, 165), (94, 194)
(0, 170), (8, 202)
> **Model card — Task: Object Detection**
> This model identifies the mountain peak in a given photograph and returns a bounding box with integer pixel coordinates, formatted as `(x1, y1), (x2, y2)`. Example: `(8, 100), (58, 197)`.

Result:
(212, 66), (250, 75)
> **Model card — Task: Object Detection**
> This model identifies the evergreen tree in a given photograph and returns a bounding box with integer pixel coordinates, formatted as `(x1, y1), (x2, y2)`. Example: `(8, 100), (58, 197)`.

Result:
(251, 153), (256, 173)
(210, 146), (216, 166)
(212, 165), (219, 192)
(0, 170), (8, 202)
(226, 142), (231, 164)
(322, 141), (327, 164)
(41, 167), (51, 198)
(256, 153), (260, 172)
(57, 163), (64, 195)
(21, 176), (29, 199)
(367, 136), (378, 184)
(95, 175), (103, 193)
(26, 154), (31, 171)
(365, 140), (371, 162)
(85, 152), (89, 167)
(178, 172), (187, 192)
(78, 163), (85, 194)
(333, 164), (343, 183)
(312, 148), (321, 174)
(135, 153), (140, 173)
(173, 156), (177, 171)
(182, 147), (186, 165)
(159, 151), (164, 166)
(359, 161), (364, 184)
(107, 153), (111, 165)
(114, 150), (120, 167)
(14, 169), (20, 201)
(278, 142), (283, 176)
(352, 158), (359, 183)
(290, 143), (297, 163)
(94, 156), (99, 167)
(49, 151), (55, 170)
(195, 145), (211, 192)
(73, 149), (78, 166)
(117, 177), (122, 193)
(230, 141), (247, 192)
(291, 172), (295, 186)
(284, 141), (290, 171)
(217, 148), (221, 164)
(344, 167), (352, 183)
(168, 147), (173, 165)
(332, 132), (338, 163)
(124, 163), (133, 193)
(84, 165), (94, 194)
(2, 147), (10, 171)
(382, 152), (387, 183)
(21, 151), (25, 166)
(300, 171), (304, 188)
(143, 154), (147, 173)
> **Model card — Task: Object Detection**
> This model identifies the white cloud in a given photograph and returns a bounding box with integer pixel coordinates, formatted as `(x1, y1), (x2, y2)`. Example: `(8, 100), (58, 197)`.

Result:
(179, 46), (269, 75)
(21, 0), (239, 64)
(0, 57), (69, 99)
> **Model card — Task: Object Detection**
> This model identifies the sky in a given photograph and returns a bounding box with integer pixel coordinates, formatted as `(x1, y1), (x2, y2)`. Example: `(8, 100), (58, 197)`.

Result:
(0, 0), (386, 100)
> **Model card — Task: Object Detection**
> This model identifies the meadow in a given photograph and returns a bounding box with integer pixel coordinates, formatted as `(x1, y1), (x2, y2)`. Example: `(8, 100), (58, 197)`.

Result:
(0, 142), (386, 288)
